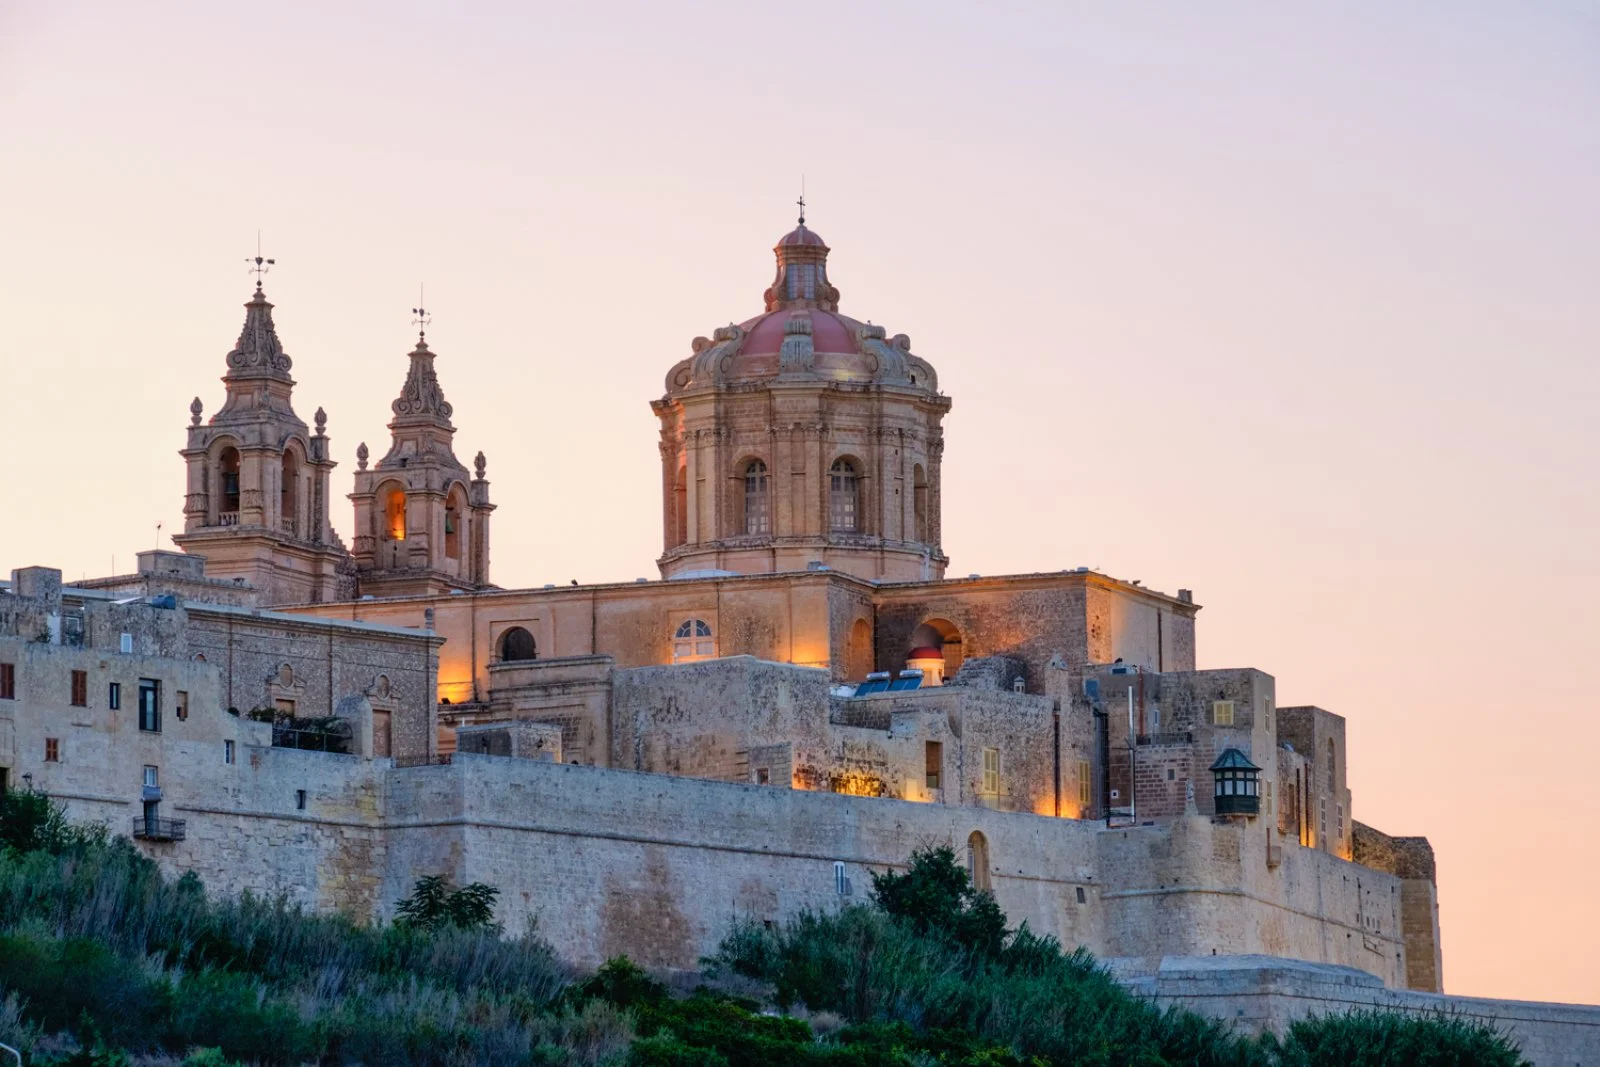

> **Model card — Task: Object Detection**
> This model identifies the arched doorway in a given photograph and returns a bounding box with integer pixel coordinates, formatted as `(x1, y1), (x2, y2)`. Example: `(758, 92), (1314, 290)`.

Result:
(499, 627), (537, 663)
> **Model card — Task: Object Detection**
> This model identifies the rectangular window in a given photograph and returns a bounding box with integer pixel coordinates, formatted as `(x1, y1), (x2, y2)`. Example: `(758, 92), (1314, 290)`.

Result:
(1212, 700), (1235, 726)
(143, 765), (158, 788)
(1319, 796), (1327, 845)
(295, 789), (307, 811)
(138, 678), (161, 732)
(119, 633), (133, 654)
(108, 682), (121, 710)
(70, 670), (88, 707)
(45, 737), (60, 762)
(1075, 886), (1087, 904)
(1336, 801), (1344, 840)
(925, 741), (943, 790)
(224, 739), (236, 765)
(275, 698), (296, 717)
(1265, 780), (1274, 815)
(1264, 696), (1274, 733)
(755, 766), (770, 785)
(981, 747), (1000, 795)
(176, 690), (189, 722)
(1076, 759), (1092, 808)
(0, 662), (14, 700)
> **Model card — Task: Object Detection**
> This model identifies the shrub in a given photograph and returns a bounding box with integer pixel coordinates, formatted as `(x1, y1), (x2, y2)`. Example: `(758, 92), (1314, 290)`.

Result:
(1272, 1009), (1529, 1066)
(394, 875), (502, 933)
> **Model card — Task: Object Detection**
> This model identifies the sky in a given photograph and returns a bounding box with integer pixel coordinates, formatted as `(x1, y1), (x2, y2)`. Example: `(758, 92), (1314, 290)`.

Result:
(2, 0), (1597, 1004)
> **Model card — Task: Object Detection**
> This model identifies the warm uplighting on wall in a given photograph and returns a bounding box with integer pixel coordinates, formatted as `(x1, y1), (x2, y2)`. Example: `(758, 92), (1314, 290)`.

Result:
(385, 489), (407, 541)
(828, 771), (885, 797)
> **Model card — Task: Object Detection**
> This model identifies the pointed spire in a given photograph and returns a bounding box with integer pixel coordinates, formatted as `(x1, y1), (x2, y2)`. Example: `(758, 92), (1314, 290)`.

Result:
(224, 286), (294, 381)
(390, 335), (454, 425)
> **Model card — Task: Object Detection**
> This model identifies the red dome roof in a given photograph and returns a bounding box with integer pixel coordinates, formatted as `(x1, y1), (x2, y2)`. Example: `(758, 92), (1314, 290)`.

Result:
(777, 224), (827, 248)
(907, 646), (944, 661)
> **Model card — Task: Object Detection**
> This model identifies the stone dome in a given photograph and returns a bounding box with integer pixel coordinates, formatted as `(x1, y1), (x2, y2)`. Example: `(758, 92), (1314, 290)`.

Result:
(664, 222), (940, 394)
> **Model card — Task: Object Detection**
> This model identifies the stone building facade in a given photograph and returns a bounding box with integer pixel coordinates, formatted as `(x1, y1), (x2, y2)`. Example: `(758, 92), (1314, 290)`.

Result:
(6, 215), (1536, 1035)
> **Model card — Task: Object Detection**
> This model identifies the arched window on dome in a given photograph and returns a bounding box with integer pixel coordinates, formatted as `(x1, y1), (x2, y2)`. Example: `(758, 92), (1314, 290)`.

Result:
(217, 446), (241, 524)
(829, 459), (859, 533)
(673, 619), (714, 664)
(742, 459), (770, 535)
(280, 450), (300, 537)
(499, 626), (536, 663)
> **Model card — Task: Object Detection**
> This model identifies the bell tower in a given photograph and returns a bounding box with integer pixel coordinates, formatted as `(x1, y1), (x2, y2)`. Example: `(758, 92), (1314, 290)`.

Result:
(348, 318), (493, 597)
(173, 272), (347, 604)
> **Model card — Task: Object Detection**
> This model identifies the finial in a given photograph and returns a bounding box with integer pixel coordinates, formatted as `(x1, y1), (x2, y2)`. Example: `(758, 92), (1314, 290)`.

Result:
(189, 397), (203, 426)
(356, 442), (369, 471)
(474, 451), (487, 480)
(313, 407), (327, 436)
(797, 176), (806, 226)
(411, 284), (431, 343)
(246, 231), (274, 292)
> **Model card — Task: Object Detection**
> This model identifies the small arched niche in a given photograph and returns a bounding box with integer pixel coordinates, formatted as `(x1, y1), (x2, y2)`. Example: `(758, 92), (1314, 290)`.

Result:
(499, 627), (537, 663)
(966, 830), (991, 892)
(908, 618), (963, 684)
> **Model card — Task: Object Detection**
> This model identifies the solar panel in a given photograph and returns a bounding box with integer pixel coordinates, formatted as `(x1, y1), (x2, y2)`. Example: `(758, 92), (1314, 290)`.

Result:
(887, 672), (923, 692)
(853, 672), (892, 697)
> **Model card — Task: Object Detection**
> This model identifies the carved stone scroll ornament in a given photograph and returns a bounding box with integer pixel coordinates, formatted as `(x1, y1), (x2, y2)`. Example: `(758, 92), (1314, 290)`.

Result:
(391, 341), (454, 421)
(685, 323), (746, 386)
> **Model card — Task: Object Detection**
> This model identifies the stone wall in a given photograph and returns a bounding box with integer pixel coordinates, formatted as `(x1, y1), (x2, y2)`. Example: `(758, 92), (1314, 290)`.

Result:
(381, 754), (1412, 984)
(1353, 820), (1443, 993)
(1132, 956), (1598, 1067)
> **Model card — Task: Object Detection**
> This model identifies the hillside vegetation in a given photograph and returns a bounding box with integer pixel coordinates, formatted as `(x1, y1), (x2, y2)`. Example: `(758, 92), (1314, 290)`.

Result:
(0, 785), (1524, 1066)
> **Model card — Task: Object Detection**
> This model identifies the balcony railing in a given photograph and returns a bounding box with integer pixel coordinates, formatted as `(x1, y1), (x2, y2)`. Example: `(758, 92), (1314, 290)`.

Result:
(272, 725), (351, 754)
(218, 511), (240, 527)
(132, 817), (186, 842)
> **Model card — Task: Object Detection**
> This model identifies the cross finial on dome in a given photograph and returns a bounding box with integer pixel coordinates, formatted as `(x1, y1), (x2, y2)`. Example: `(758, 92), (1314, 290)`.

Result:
(797, 187), (806, 227)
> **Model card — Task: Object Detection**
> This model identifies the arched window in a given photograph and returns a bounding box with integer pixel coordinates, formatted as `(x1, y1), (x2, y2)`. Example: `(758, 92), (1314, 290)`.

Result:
(673, 619), (713, 663)
(281, 451), (300, 536)
(743, 460), (770, 535)
(383, 487), (407, 541)
(913, 464), (928, 543)
(829, 459), (859, 533)
(499, 627), (537, 662)
(218, 447), (241, 522)
(966, 831), (991, 892)
(444, 487), (464, 560)
(673, 463), (688, 547)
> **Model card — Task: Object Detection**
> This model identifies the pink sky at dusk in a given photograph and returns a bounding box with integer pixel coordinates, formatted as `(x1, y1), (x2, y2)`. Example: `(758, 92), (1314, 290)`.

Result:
(2, 1), (1596, 1004)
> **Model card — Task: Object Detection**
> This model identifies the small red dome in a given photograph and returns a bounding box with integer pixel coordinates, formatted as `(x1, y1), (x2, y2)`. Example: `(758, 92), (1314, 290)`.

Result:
(907, 647), (943, 661)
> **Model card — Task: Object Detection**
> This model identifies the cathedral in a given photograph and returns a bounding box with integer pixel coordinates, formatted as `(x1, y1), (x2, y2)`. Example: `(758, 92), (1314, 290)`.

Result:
(11, 211), (1529, 1040)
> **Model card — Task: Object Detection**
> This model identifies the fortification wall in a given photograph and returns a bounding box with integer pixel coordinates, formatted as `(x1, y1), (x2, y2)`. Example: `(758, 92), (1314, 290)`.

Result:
(379, 755), (1409, 982)
(1134, 956), (1600, 1067)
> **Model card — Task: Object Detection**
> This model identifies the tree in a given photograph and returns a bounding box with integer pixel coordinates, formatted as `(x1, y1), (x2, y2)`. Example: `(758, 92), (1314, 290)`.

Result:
(394, 875), (501, 931)
(870, 845), (1007, 958)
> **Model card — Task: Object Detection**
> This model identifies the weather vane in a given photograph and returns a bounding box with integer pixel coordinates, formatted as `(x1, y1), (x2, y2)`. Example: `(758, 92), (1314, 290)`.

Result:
(411, 284), (431, 341)
(246, 231), (274, 290)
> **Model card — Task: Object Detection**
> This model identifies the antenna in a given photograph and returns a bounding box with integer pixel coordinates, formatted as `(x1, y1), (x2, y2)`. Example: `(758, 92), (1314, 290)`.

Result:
(411, 284), (431, 341)
(246, 231), (275, 289)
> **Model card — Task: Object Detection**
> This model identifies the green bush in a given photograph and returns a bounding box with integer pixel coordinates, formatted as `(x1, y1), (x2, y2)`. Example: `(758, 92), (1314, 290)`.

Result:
(1272, 1009), (1527, 1066)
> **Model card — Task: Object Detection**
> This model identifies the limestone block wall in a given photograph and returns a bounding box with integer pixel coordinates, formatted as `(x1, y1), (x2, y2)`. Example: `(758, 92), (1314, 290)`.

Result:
(183, 605), (438, 762)
(1352, 821), (1443, 993)
(1097, 815), (1408, 986)
(1134, 956), (1599, 1067)
(164, 743), (387, 917)
(379, 756), (1415, 984)
(382, 754), (1104, 970)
